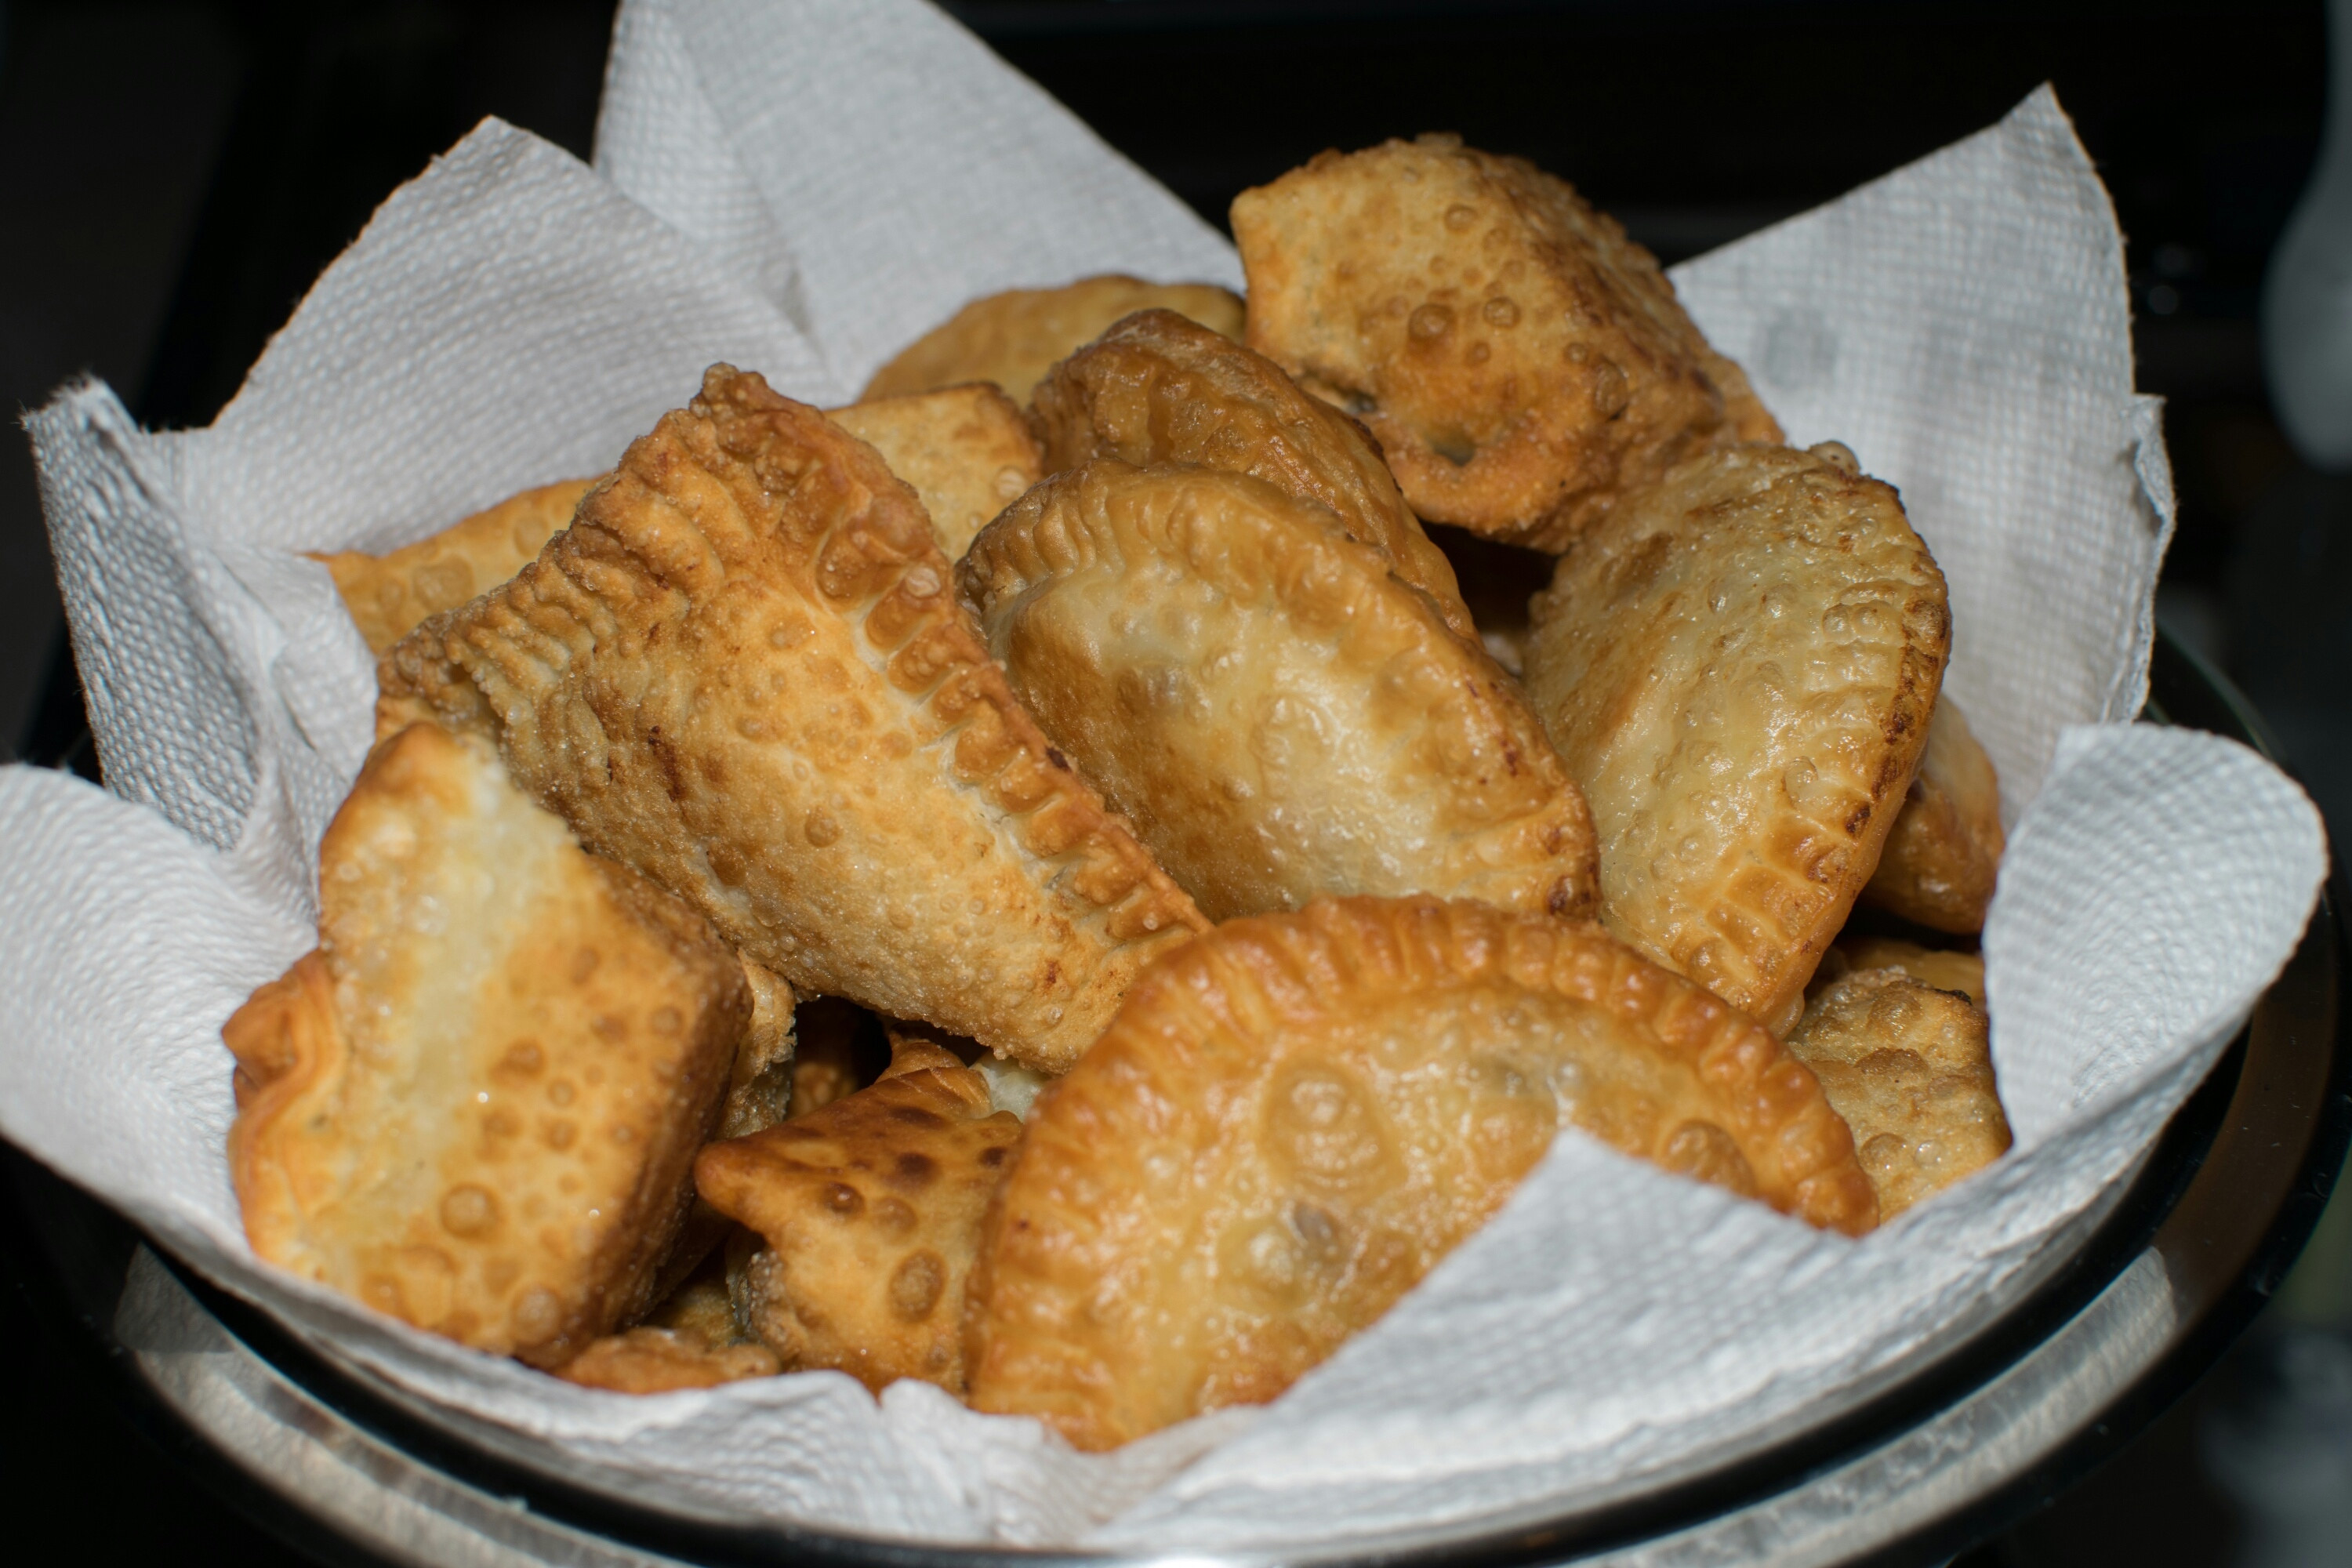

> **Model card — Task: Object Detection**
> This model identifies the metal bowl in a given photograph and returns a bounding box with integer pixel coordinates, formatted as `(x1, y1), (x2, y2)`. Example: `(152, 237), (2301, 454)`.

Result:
(5, 629), (2346, 1566)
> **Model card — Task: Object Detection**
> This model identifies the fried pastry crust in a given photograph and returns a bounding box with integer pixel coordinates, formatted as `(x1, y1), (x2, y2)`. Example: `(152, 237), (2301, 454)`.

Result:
(379, 365), (1207, 1073)
(1030, 309), (1473, 637)
(696, 1040), (1022, 1393)
(967, 895), (1875, 1449)
(1785, 970), (2010, 1219)
(960, 461), (1599, 923)
(1861, 699), (2005, 932)
(315, 479), (597, 654)
(224, 723), (748, 1366)
(1813, 936), (1984, 1009)
(557, 1250), (780, 1392)
(861, 276), (1247, 405)
(829, 385), (1043, 561)
(1523, 442), (1949, 1036)
(1232, 135), (1778, 551)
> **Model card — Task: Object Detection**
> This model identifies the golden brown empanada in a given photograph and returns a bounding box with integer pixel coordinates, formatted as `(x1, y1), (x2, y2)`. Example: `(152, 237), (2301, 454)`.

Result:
(696, 1040), (1022, 1393)
(861, 276), (1247, 405)
(1785, 969), (2010, 1219)
(1231, 135), (1778, 552)
(224, 722), (748, 1367)
(1523, 442), (1949, 1036)
(1813, 936), (1985, 1009)
(959, 461), (1599, 923)
(379, 365), (1207, 1073)
(1861, 698), (2005, 932)
(315, 478), (597, 654)
(829, 384), (1043, 560)
(1030, 308), (1473, 637)
(967, 895), (1875, 1450)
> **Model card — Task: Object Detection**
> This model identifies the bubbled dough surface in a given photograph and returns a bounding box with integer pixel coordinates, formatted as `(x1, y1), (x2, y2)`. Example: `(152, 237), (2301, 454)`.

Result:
(695, 1043), (1021, 1394)
(967, 896), (1874, 1450)
(860, 275), (1246, 405)
(1029, 308), (1473, 639)
(225, 722), (745, 1367)
(1525, 444), (1948, 1036)
(379, 367), (1206, 1073)
(1785, 969), (2011, 1219)
(829, 384), (1043, 561)
(1862, 697), (2006, 933)
(1232, 136), (1778, 552)
(960, 462), (1598, 924)
(315, 477), (597, 654)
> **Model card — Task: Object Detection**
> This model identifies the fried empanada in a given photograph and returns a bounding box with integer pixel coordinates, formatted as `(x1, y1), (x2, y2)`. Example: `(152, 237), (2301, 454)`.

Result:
(379, 365), (1207, 1073)
(1523, 442), (1949, 1036)
(861, 276), (1247, 405)
(1030, 309), (1472, 637)
(1785, 969), (2010, 1219)
(224, 722), (748, 1367)
(696, 1040), (1022, 1393)
(315, 478), (597, 654)
(557, 1250), (781, 1392)
(829, 384), (1043, 560)
(1814, 936), (1985, 1008)
(1232, 135), (1778, 552)
(959, 461), (1599, 923)
(967, 896), (1875, 1449)
(1861, 698), (2005, 932)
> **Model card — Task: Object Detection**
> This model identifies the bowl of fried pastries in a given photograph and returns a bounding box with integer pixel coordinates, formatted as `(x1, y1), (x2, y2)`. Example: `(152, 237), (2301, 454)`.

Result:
(6, 5), (2338, 1556)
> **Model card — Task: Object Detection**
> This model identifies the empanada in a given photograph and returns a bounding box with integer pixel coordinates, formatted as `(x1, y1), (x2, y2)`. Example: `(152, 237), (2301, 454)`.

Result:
(224, 722), (748, 1366)
(959, 461), (1599, 923)
(1232, 135), (1779, 552)
(1861, 698), (2005, 932)
(1813, 935), (1984, 1009)
(379, 365), (1208, 1073)
(829, 384), (1043, 560)
(1030, 308), (1473, 637)
(557, 1253), (781, 1392)
(1785, 969), (2011, 1218)
(966, 896), (1875, 1450)
(315, 478), (597, 653)
(696, 1040), (1022, 1393)
(861, 276), (1247, 405)
(1523, 442), (1949, 1036)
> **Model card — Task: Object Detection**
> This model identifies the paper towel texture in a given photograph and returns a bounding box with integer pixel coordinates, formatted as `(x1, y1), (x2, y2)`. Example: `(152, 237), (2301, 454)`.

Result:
(7, 0), (2328, 1548)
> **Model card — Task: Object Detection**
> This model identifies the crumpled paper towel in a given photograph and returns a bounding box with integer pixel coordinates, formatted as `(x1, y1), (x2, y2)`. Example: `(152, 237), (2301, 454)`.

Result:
(5, 0), (2328, 1549)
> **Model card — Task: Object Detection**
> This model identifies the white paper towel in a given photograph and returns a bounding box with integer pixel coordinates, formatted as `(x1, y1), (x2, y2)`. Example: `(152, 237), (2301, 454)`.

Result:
(6, 0), (2331, 1549)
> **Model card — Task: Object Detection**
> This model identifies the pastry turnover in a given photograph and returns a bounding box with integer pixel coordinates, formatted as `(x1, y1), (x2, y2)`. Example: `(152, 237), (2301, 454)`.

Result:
(379, 365), (1207, 1073)
(829, 384), (1043, 561)
(1523, 442), (1949, 1036)
(557, 1257), (781, 1393)
(1861, 698), (2005, 932)
(966, 895), (1876, 1450)
(862, 275), (1247, 405)
(1030, 308), (1473, 637)
(1232, 134), (1779, 552)
(314, 478), (596, 654)
(1785, 969), (2010, 1219)
(223, 722), (748, 1367)
(959, 461), (1599, 923)
(696, 1039), (1022, 1393)
(1814, 936), (1985, 1009)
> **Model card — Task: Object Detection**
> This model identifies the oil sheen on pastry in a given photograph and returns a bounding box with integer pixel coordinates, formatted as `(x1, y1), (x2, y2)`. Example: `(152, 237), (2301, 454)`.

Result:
(223, 722), (748, 1367)
(315, 477), (596, 653)
(1860, 698), (2005, 932)
(378, 365), (1207, 1074)
(829, 384), (1043, 560)
(966, 895), (1876, 1450)
(1523, 442), (1949, 1036)
(959, 461), (1599, 923)
(1232, 135), (1779, 551)
(1785, 969), (2010, 1218)
(861, 276), (1247, 405)
(696, 1039), (1022, 1393)
(1030, 308), (1472, 637)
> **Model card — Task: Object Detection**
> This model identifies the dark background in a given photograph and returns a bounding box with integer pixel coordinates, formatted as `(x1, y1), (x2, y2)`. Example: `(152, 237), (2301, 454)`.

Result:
(2, 2), (2347, 1563)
